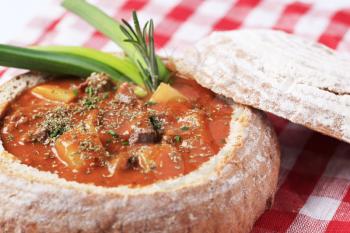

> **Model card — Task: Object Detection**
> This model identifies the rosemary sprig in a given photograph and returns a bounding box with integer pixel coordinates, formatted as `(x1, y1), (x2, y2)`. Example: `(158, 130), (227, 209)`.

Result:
(120, 12), (160, 91)
(62, 0), (170, 92)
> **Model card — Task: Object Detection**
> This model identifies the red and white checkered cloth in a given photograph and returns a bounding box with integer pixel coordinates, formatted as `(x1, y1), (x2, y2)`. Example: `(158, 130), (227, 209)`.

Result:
(1, 0), (350, 232)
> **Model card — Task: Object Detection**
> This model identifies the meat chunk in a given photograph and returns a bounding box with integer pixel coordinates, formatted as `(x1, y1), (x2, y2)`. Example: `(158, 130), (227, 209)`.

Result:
(23, 106), (73, 144)
(128, 127), (160, 144)
(5, 110), (28, 131)
(100, 83), (161, 145)
(86, 72), (113, 92)
(21, 127), (48, 143)
(115, 82), (137, 104)
(127, 115), (163, 144)
(100, 104), (161, 145)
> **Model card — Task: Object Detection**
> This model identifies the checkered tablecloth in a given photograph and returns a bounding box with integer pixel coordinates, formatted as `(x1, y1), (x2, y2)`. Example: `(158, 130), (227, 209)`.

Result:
(1, 0), (350, 232)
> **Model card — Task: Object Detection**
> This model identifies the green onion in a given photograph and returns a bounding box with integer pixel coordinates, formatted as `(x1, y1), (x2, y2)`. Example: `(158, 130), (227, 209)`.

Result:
(0, 44), (128, 83)
(62, 0), (170, 83)
(34, 46), (144, 86)
(134, 86), (148, 98)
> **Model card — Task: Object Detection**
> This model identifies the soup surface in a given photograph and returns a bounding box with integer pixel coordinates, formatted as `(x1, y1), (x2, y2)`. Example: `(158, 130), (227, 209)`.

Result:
(0, 74), (232, 187)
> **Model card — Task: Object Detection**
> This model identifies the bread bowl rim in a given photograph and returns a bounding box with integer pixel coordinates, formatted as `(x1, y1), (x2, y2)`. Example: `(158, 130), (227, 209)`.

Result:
(0, 69), (259, 196)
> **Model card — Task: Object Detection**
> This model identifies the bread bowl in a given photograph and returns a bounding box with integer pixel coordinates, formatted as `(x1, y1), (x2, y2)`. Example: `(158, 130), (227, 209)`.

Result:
(0, 69), (280, 232)
(0, 1), (282, 230)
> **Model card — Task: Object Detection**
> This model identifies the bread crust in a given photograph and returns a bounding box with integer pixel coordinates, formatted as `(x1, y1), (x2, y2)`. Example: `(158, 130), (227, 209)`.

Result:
(0, 71), (279, 233)
(173, 29), (350, 144)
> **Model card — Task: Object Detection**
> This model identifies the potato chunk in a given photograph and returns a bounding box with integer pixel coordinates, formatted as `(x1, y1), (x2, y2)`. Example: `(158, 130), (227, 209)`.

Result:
(55, 119), (106, 170)
(0, 102), (9, 118)
(32, 85), (76, 103)
(150, 83), (187, 103)
(55, 133), (84, 169)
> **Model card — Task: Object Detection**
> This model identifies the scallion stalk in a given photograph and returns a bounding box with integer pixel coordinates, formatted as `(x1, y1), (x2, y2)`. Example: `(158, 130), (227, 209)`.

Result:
(34, 46), (144, 85)
(0, 44), (128, 82)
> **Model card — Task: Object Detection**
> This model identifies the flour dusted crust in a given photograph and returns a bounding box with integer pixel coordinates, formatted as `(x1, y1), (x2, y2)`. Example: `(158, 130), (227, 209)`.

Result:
(173, 29), (350, 143)
(0, 69), (279, 232)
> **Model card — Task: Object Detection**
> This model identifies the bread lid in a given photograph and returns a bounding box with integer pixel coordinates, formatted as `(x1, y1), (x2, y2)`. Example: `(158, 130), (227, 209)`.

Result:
(173, 29), (350, 143)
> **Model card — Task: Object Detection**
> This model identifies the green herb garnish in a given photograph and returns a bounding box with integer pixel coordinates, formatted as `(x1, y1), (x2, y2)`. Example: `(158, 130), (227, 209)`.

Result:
(149, 115), (162, 131)
(49, 128), (64, 138)
(107, 130), (118, 138)
(105, 138), (112, 145)
(6, 134), (14, 142)
(122, 141), (129, 146)
(82, 96), (99, 110)
(174, 135), (182, 143)
(180, 126), (190, 131)
(72, 88), (79, 97)
(102, 92), (110, 99)
(85, 86), (94, 97)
